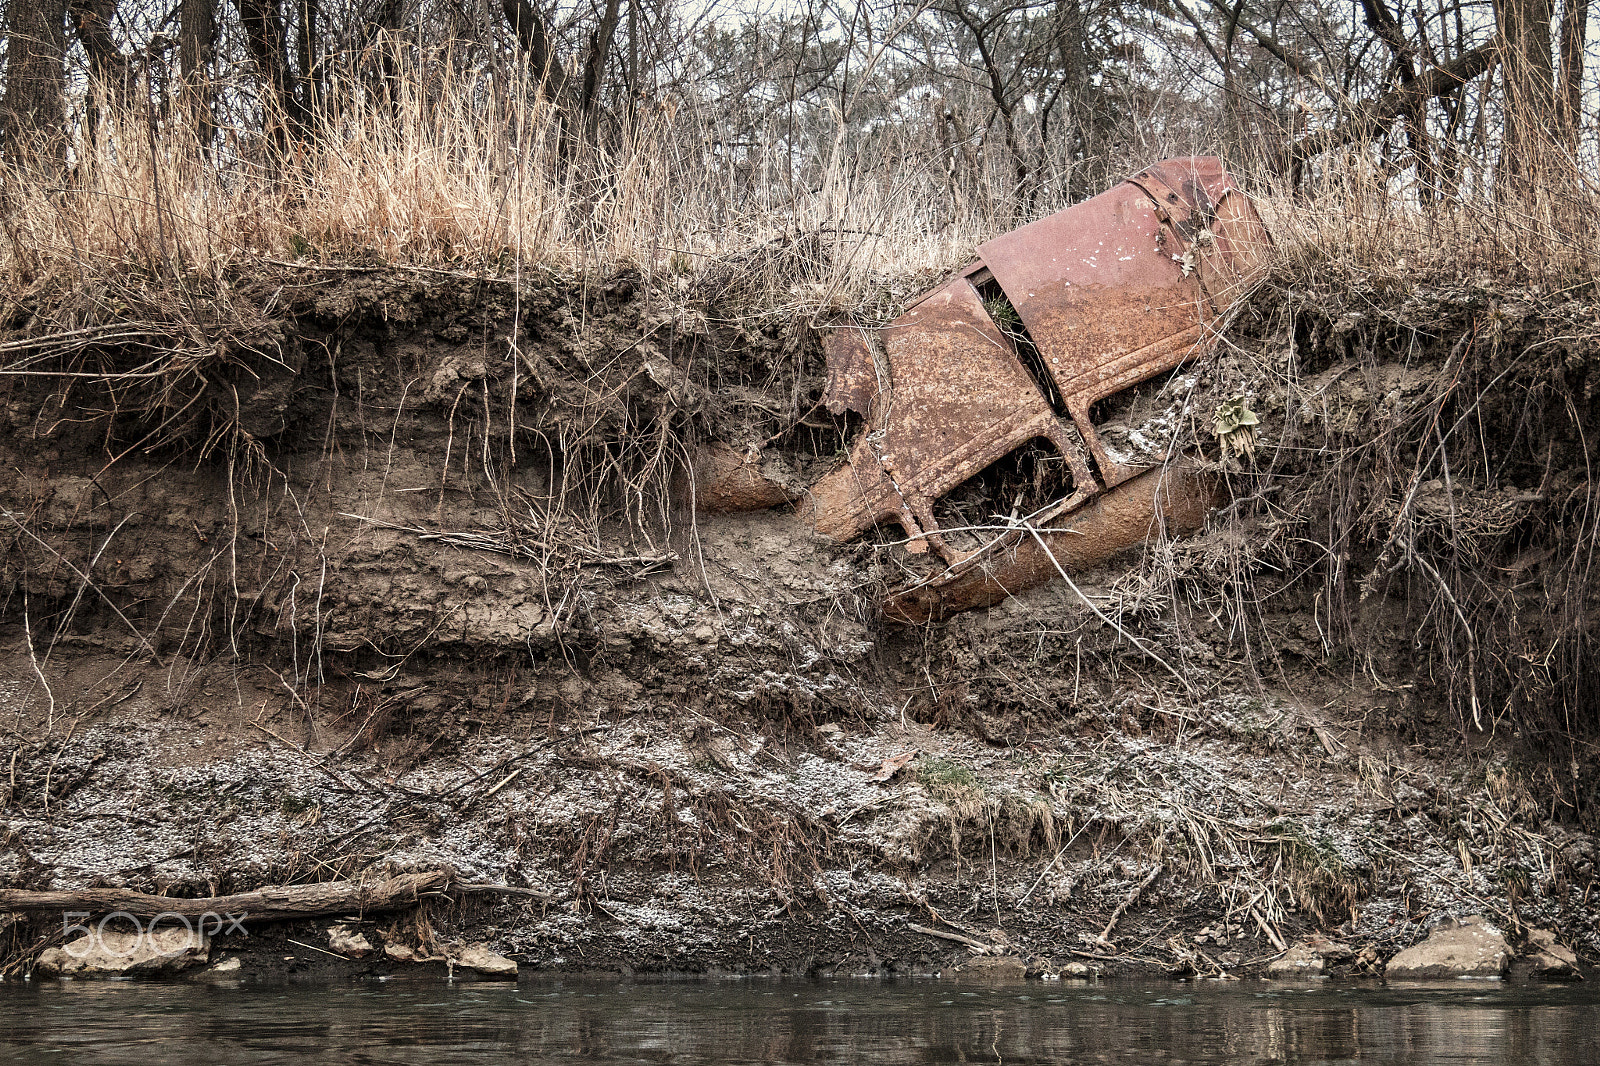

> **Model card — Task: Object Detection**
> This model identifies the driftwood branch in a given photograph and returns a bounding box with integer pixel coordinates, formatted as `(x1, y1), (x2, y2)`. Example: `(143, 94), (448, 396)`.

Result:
(907, 922), (995, 951)
(0, 871), (549, 924)
(1099, 864), (1164, 943)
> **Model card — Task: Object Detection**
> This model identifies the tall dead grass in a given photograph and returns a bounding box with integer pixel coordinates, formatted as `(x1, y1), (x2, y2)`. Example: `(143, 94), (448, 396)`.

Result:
(1252, 149), (1600, 289)
(8, 68), (1599, 334)
(0, 65), (996, 322)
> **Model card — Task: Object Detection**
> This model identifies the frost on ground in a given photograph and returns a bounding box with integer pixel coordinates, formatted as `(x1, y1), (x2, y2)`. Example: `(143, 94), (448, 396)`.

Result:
(3, 634), (1594, 976)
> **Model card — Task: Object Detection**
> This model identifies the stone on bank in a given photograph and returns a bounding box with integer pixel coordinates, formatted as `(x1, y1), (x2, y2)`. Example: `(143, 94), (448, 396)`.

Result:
(1525, 929), (1582, 981)
(34, 926), (209, 978)
(1384, 916), (1508, 979)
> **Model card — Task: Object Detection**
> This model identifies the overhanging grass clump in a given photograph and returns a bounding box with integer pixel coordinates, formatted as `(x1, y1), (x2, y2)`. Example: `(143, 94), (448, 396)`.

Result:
(1127, 260), (1600, 778)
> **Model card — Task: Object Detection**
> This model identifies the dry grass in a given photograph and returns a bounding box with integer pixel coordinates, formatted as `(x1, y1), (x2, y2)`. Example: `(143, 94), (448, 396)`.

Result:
(5, 57), (1599, 334)
(0, 72), (986, 325)
(1250, 149), (1600, 290)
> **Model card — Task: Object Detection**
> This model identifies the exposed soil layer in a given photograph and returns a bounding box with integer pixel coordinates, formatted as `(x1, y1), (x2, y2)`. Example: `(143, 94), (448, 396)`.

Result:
(2, 265), (1597, 982)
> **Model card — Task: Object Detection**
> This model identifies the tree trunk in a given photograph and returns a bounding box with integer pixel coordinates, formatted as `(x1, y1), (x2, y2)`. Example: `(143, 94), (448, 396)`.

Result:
(298, 0), (319, 120)
(577, 0), (621, 143)
(0, 871), (550, 923)
(237, 0), (304, 154)
(68, 0), (125, 88)
(180, 0), (217, 142)
(361, 0), (403, 117)
(1497, 0), (1557, 187)
(0, 872), (452, 923)
(503, 0), (568, 95)
(1555, 0), (1587, 151)
(180, 0), (216, 82)
(67, 0), (127, 145)
(1055, 0), (1099, 201)
(1, 0), (69, 157)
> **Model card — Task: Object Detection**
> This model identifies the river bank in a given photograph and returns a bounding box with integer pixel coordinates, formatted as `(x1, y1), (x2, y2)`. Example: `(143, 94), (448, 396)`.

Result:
(3, 263), (1597, 982)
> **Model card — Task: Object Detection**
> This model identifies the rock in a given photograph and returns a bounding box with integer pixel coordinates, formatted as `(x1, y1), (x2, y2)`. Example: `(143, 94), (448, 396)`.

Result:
(454, 943), (517, 978)
(1352, 945), (1383, 975)
(1267, 942), (1325, 977)
(1061, 961), (1095, 978)
(384, 943), (419, 963)
(951, 954), (1027, 979)
(192, 956), (242, 981)
(1544, 826), (1596, 875)
(327, 925), (374, 958)
(35, 925), (210, 978)
(1526, 929), (1582, 981)
(1267, 935), (1357, 978)
(1305, 935), (1355, 965)
(1385, 916), (1509, 979)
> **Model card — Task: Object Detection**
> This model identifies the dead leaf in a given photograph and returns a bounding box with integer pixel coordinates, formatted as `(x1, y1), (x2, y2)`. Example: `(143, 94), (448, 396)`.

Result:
(872, 751), (916, 782)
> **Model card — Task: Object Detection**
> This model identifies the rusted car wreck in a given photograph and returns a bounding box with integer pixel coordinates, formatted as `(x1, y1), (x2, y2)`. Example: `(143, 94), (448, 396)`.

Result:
(701, 157), (1271, 622)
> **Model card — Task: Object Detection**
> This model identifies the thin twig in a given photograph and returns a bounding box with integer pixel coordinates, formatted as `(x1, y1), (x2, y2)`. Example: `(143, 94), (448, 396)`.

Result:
(1099, 864), (1164, 943)
(1020, 519), (1192, 692)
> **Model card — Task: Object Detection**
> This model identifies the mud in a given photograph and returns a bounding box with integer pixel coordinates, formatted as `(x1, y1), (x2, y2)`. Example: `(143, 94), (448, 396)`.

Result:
(2, 264), (1597, 983)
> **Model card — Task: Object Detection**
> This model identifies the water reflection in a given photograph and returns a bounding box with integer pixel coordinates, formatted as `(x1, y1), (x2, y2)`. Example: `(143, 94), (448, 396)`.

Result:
(2, 978), (1596, 1064)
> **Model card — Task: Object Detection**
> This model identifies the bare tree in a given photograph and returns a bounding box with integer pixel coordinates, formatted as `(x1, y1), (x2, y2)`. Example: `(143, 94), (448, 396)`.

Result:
(180, 0), (218, 142)
(237, 0), (309, 151)
(2, 0), (69, 154)
(1555, 0), (1587, 151)
(1498, 0), (1555, 184)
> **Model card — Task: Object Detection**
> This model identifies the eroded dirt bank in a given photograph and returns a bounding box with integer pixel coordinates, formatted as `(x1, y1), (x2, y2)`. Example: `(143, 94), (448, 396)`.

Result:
(2, 264), (1597, 981)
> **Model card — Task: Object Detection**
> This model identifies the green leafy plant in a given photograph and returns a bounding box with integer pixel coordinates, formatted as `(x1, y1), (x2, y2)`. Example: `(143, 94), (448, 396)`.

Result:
(1212, 397), (1261, 459)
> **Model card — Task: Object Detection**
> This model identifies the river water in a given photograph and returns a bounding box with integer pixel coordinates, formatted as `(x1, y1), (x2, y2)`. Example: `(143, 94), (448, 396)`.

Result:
(3, 978), (1597, 1064)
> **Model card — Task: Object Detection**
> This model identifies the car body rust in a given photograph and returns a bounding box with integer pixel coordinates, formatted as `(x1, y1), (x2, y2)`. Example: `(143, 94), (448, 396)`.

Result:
(797, 274), (1090, 560)
(699, 155), (1271, 620)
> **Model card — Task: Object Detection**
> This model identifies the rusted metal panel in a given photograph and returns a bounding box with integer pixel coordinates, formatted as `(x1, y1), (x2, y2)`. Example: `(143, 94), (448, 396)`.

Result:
(883, 464), (1219, 624)
(753, 157), (1269, 621)
(1194, 183), (1274, 308)
(690, 441), (799, 513)
(802, 275), (1079, 557)
(1128, 157), (1272, 310)
(979, 155), (1267, 490)
(979, 174), (1201, 388)
(820, 328), (879, 416)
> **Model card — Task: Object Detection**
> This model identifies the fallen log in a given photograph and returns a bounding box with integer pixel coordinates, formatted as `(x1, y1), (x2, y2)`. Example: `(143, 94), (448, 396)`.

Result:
(907, 922), (997, 952)
(0, 871), (479, 923)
